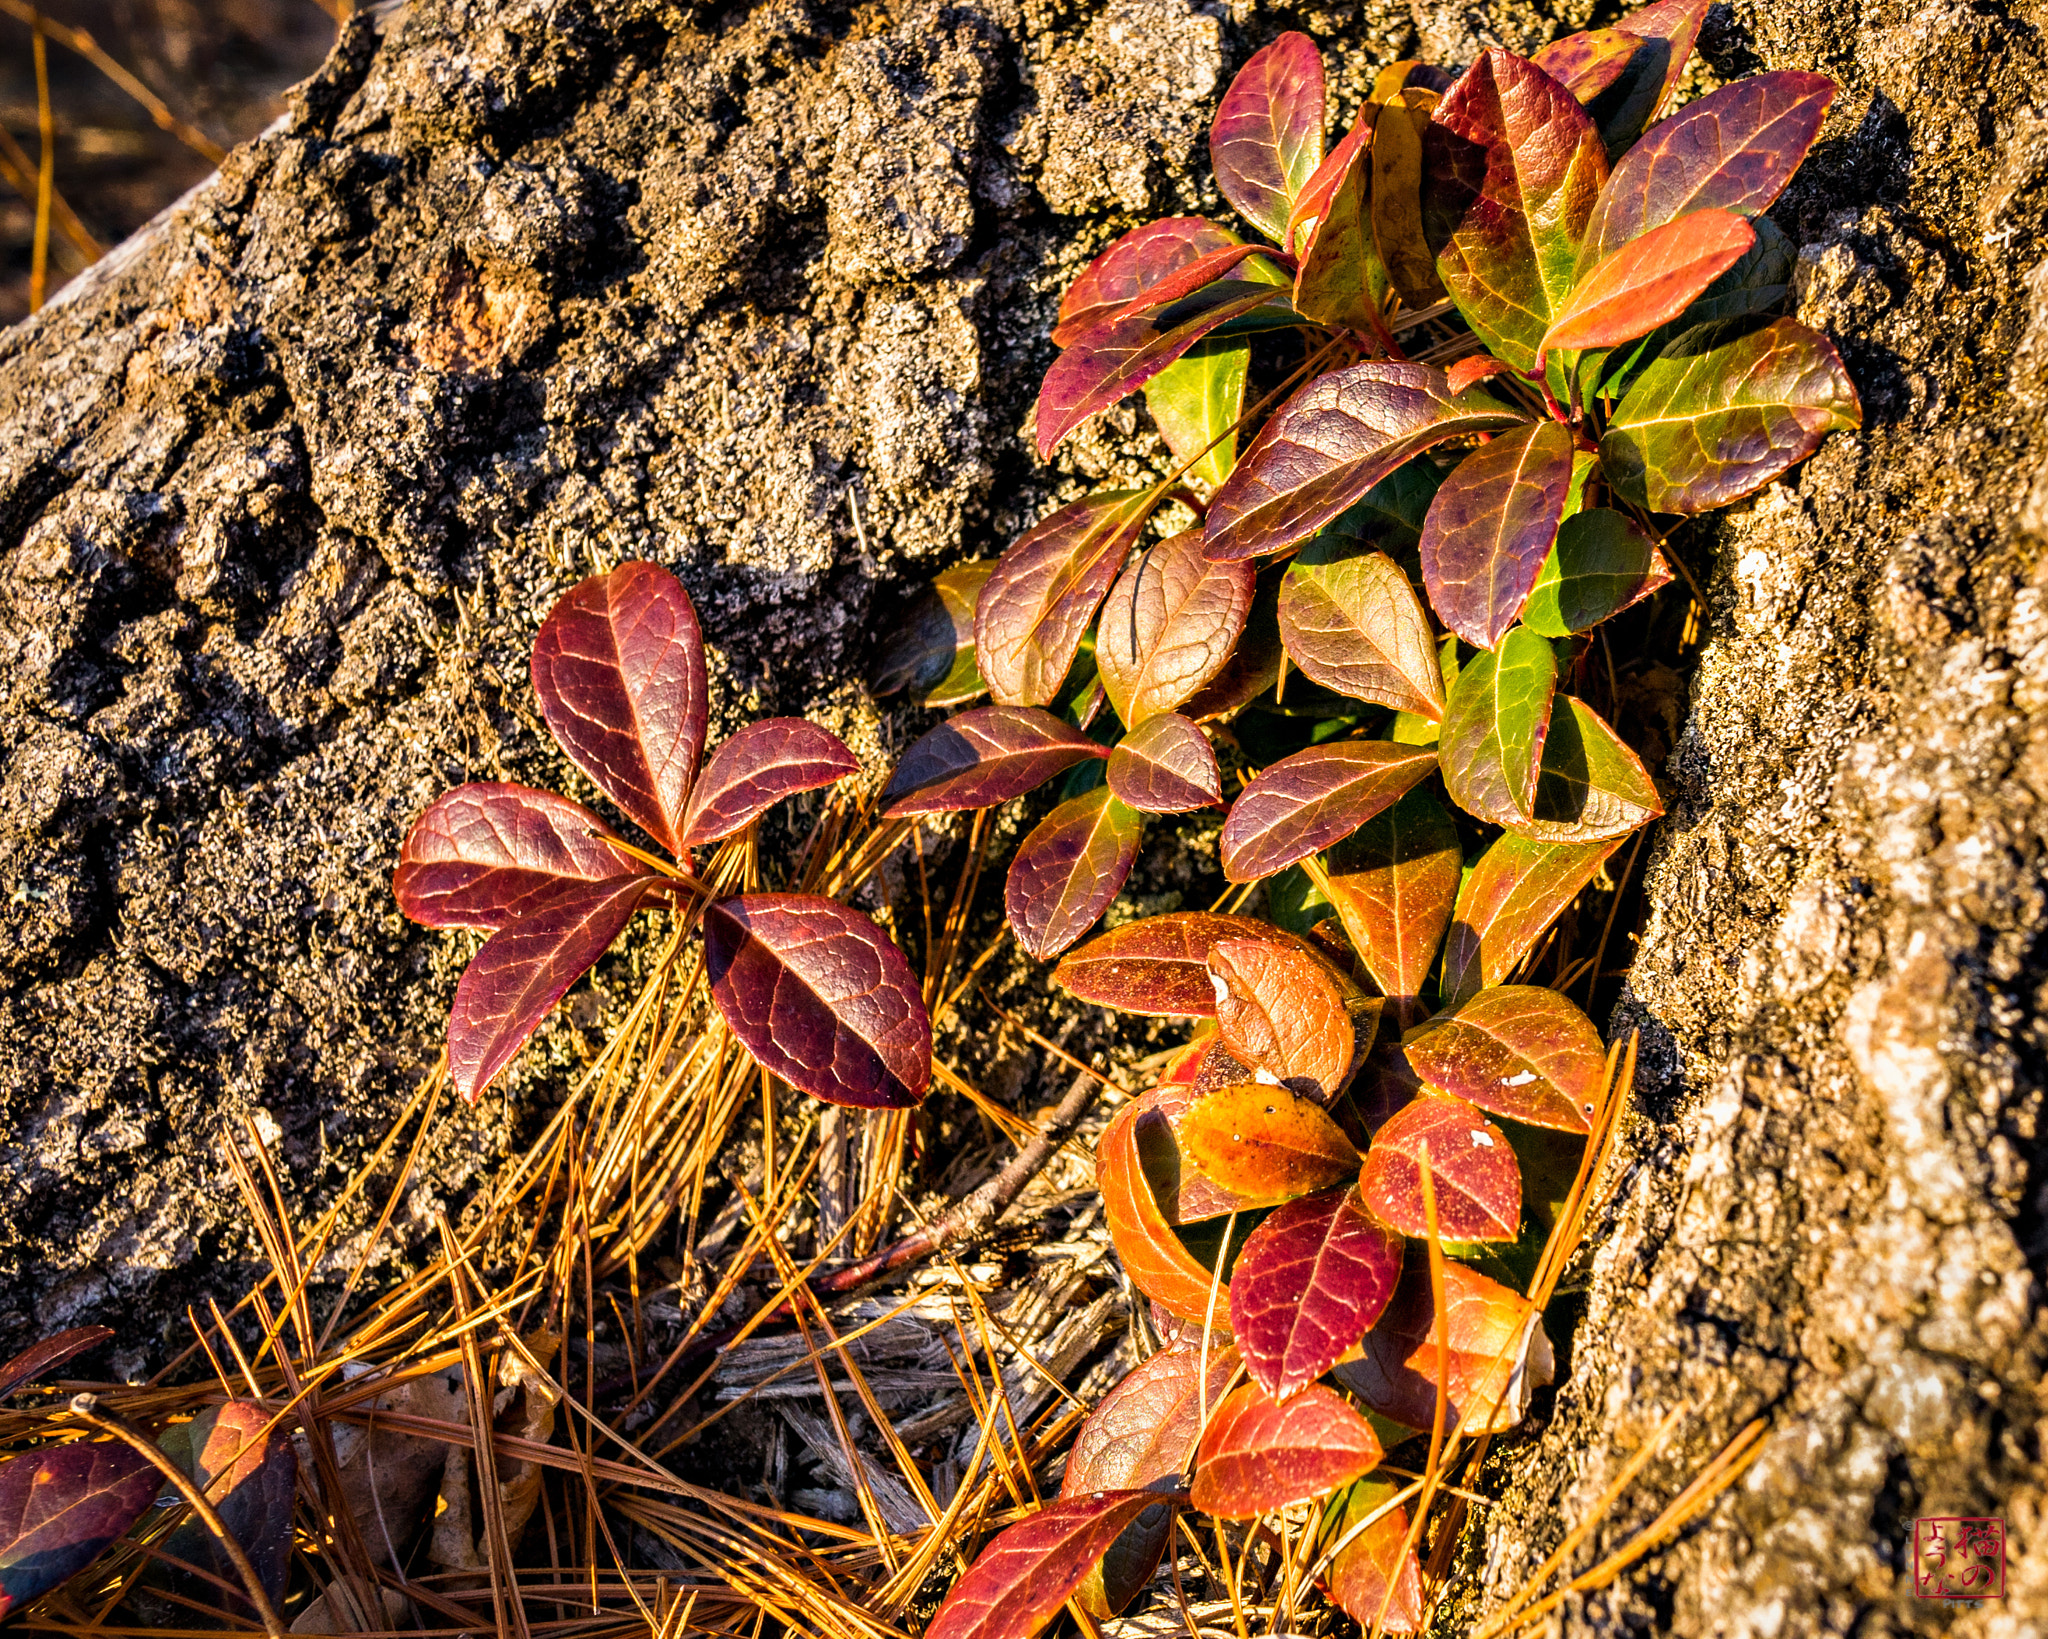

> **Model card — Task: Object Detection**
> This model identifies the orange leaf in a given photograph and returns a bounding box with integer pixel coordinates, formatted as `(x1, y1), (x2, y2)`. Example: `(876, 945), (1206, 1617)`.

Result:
(1538, 208), (1755, 366)
(1207, 938), (1369, 1102)
(1100, 1096), (1233, 1322)
(1191, 1380), (1383, 1517)
(1179, 1082), (1360, 1206)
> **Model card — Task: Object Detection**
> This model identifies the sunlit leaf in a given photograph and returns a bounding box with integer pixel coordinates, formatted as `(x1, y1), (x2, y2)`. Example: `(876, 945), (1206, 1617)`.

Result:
(1221, 741), (1439, 882)
(1179, 1082), (1359, 1205)
(1208, 937), (1360, 1102)
(1100, 1096), (1234, 1320)
(1445, 355), (1512, 395)
(871, 561), (993, 708)
(1146, 339), (1252, 490)
(157, 1400), (296, 1613)
(1324, 1476), (1426, 1632)
(394, 786), (640, 929)
(1557, 0), (1712, 157)
(1439, 831), (1622, 1005)
(1005, 787), (1143, 960)
(1517, 693), (1663, 843)
(531, 560), (707, 854)
(1205, 364), (1523, 562)
(1324, 790), (1462, 1012)
(0, 1328), (112, 1404)
(1230, 1187), (1402, 1399)
(677, 720), (858, 846)
(1610, 0), (1711, 121)
(976, 491), (1159, 705)
(1404, 983), (1604, 1132)
(1437, 627), (1559, 826)
(1521, 508), (1672, 636)
(1279, 545), (1443, 719)
(880, 706), (1107, 818)
(449, 875), (660, 1101)
(705, 894), (932, 1109)
(1144, 1065), (1261, 1223)
(1530, 27), (1645, 102)
(1419, 419), (1575, 650)
(1210, 32), (1326, 242)
(1191, 1381), (1383, 1518)
(0, 1441), (158, 1620)
(1107, 713), (1222, 813)
(1055, 218), (1245, 345)
(926, 1489), (1174, 1639)
(1370, 80), (1446, 310)
(1181, 568), (1284, 721)
(1337, 1257), (1553, 1433)
(1291, 116), (1394, 341)
(1097, 529), (1257, 726)
(1055, 912), (1318, 1017)
(1287, 106), (1373, 254)
(1601, 316), (1861, 513)
(1540, 208), (1755, 371)
(1357, 1091), (1522, 1240)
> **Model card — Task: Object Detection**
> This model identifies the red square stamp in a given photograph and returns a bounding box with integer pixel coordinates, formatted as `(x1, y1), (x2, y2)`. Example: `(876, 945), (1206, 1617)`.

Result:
(1913, 1518), (2006, 1600)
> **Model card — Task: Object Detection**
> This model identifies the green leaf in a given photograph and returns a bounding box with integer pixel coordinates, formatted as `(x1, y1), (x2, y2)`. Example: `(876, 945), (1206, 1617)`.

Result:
(1437, 626), (1559, 825)
(1146, 339), (1252, 490)
(1600, 316), (1861, 514)
(1521, 508), (1673, 636)
(1514, 693), (1663, 843)
(1440, 831), (1621, 1005)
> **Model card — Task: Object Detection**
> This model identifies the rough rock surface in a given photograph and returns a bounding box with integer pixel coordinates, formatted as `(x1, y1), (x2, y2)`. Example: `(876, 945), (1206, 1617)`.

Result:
(0, 0), (2042, 1633)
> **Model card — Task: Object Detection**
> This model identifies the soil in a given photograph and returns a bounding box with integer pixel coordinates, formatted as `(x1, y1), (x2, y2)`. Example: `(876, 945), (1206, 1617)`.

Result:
(0, 0), (2044, 1633)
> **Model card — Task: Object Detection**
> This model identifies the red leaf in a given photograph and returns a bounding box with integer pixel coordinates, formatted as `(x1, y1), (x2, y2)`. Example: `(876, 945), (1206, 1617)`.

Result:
(1440, 831), (1621, 1006)
(1181, 570), (1285, 721)
(1286, 109), (1373, 255)
(926, 1490), (1173, 1639)
(677, 719), (858, 845)
(1205, 363), (1524, 562)
(1005, 787), (1143, 960)
(1530, 27), (1647, 101)
(531, 561), (706, 854)
(1607, 0), (1712, 128)
(1055, 913), (1319, 1017)
(157, 1400), (296, 1612)
(1099, 1096), (1234, 1322)
(1277, 547), (1444, 719)
(705, 894), (931, 1109)
(1357, 1092), (1522, 1241)
(1109, 242), (1276, 323)
(1444, 355), (1512, 395)
(1324, 791), (1461, 1014)
(1207, 938), (1359, 1102)
(1419, 420), (1577, 651)
(1540, 208), (1755, 366)
(0, 1441), (159, 1620)
(1230, 1187), (1402, 1399)
(1289, 117), (1392, 341)
(395, 783), (638, 931)
(975, 491), (1158, 704)
(1179, 1082), (1359, 1205)
(0, 1328), (112, 1403)
(1097, 529), (1257, 726)
(449, 874), (659, 1102)
(880, 706), (1106, 818)
(1055, 218), (1244, 346)
(1191, 1381), (1383, 1518)
(1107, 714), (1222, 813)
(1220, 741), (1439, 882)
(1338, 1259), (1553, 1433)
(1210, 32), (1327, 242)
(1325, 1477), (1426, 1632)
(1404, 984), (1604, 1133)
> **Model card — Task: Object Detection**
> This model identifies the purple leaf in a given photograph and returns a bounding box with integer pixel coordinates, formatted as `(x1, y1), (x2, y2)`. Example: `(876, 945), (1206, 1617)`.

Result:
(1096, 528), (1257, 726)
(1055, 913), (1320, 1017)
(0, 1441), (159, 1620)
(1205, 363), (1524, 563)
(157, 1400), (296, 1613)
(1005, 787), (1144, 961)
(1440, 831), (1622, 1005)
(1437, 627), (1560, 826)
(394, 783), (638, 931)
(0, 1328), (111, 1403)
(1324, 790), (1462, 1014)
(975, 490), (1158, 705)
(1357, 1091), (1522, 1241)
(1521, 508), (1672, 636)
(448, 874), (659, 1102)
(1210, 32), (1327, 242)
(1230, 1187), (1403, 1400)
(1107, 713), (1222, 813)
(1192, 1381), (1383, 1519)
(677, 719), (858, 846)
(1420, 419), (1576, 650)
(1279, 546), (1444, 719)
(705, 893), (932, 1109)
(880, 706), (1107, 818)
(531, 561), (707, 854)
(1540, 208), (1756, 367)
(926, 1490), (1172, 1639)
(1404, 984), (1605, 1133)
(1054, 217), (1244, 346)
(1221, 741), (1439, 882)
(1517, 693), (1663, 843)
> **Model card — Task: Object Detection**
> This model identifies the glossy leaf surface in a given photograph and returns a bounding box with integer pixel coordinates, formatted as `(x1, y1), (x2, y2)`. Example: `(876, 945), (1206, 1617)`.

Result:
(1520, 693), (1663, 843)
(1146, 339), (1251, 490)
(1521, 508), (1672, 636)
(1291, 120), (1392, 339)
(1099, 1097), (1233, 1320)
(1338, 1259), (1553, 1433)
(925, 1489), (1171, 1639)
(1005, 788), (1143, 961)
(1601, 317), (1861, 513)
(1144, 1068), (1261, 1224)
(872, 561), (993, 708)
(1055, 218), (1243, 346)
(1056, 913), (1316, 1017)
(1610, 0), (1712, 124)
(1530, 27), (1644, 101)
(1207, 364), (1524, 564)
(678, 720), (857, 845)
(1288, 107), (1373, 252)
(1208, 938), (1356, 1101)
(1221, 741), (1439, 882)
(395, 784), (636, 932)
(1279, 546), (1443, 719)
(1445, 354), (1512, 395)
(1097, 529), (1257, 726)
(1111, 242), (1280, 321)
(1230, 1187), (1402, 1399)
(1325, 1477), (1426, 1632)
(1358, 1092), (1521, 1240)
(1437, 628), (1559, 825)
(0, 1328), (111, 1403)
(1540, 207), (1755, 365)
(1181, 570), (1284, 721)
(449, 875), (658, 1101)
(1107, 713), (1222, 813)
(976, 491), (1157, 705)
(1423, 50), (1609, 372)
(1371, 83), (1447, 309)
(157, 1400), (296, 1610)
(1419, 419), (1576, 650)
(705, 894), (932, 1109)
(1191, 1381), (1383, 1518)
(880, 706), (1106, 818)
(1440, 832), (1621, 1005)
(0, 1441), (158, 1619)
(531, 561), (707, 854)
(1581, 71), (1837, 268)
(1404, 984), (1604, 1132)
(1210, 32), (1326, 242)
(1325, 790), (1462, 1009)
(1180, 1083), (1359, 1205)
